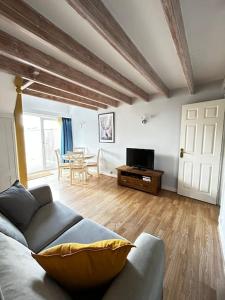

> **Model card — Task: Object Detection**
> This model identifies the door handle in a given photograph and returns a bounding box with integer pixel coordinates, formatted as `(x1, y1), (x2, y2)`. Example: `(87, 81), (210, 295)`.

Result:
(180, 148), (184, 158)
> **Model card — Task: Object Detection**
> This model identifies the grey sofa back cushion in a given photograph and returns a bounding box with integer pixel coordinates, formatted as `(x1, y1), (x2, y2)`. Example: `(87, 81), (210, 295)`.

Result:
(0, 180), (40, 230)
(0, 233), (72, 300)
(0, 213), (28, 247)
(24, 201), (83, 253)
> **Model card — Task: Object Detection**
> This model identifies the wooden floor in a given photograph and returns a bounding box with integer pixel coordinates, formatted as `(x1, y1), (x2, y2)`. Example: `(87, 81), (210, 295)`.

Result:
(29, 173), (225, 300)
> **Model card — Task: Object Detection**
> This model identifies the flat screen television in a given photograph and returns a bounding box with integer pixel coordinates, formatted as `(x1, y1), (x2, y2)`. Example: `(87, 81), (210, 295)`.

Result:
(126, 148), (154, 170)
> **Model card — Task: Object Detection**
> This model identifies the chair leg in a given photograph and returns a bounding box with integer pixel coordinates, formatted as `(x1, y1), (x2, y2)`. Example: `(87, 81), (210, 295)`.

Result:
(70, 169), (73, 185)
(58, 168), (60, 181)
(84, 169), (87, 182)
(97, 165), (99, 178)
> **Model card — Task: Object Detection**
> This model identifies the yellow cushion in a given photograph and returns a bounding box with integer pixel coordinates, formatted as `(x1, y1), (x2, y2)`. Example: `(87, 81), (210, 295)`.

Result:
(32, 239), (134, 290)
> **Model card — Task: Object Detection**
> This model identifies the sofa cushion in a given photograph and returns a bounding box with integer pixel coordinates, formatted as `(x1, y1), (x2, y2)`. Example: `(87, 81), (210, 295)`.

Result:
(0, 233), (72, 300)
(24, 201), (83, 252)
(32, 240), (134, 290)
(0, 212), (28, 247)
(46, 219), (124, 248)
(0, 180), (40, 230)
(29, 185), (53, 207)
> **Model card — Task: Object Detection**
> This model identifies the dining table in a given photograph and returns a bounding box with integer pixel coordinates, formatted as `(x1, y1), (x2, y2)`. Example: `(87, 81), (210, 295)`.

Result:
(62, 153), (95, 161)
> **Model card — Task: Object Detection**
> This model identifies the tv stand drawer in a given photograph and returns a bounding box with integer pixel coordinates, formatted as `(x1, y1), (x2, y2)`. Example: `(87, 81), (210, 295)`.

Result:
(120, 175), (144, 185)
(120, 176), (152, 190)
(117, 166), (163, 195)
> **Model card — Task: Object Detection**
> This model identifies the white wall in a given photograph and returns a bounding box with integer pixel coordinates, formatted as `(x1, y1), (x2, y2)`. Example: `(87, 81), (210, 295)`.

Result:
(0, 72), (18, 191)
(219, 170), (225, 267)
(71, 106), (98, 154)
(0, 114), (18, 192)
(23, 95), (72, 117)
(71, 80), (224, 191)
(0, 72), (16, 114)
(219, 121), (225, 267)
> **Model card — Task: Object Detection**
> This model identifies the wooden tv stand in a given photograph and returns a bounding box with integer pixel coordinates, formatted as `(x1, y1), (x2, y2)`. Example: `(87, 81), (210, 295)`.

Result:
(117, 165), (164, 195)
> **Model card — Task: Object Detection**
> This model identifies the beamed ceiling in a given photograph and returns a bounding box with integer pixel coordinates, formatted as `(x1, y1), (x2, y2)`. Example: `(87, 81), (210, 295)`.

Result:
(0, 0), (224, 110)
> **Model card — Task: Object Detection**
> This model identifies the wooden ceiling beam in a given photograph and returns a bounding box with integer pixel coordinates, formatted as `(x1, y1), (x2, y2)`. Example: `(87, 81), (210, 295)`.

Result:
(0, 30), (131, 104)
(21, 79), (34, 91)
(161, 0), (194, 93)
(0, 0), (150, 101)
(67, 0), (169, 97)
(23, 89), (98, 111)
(0, 54), (118, 107)
(26, 83), (107, 109)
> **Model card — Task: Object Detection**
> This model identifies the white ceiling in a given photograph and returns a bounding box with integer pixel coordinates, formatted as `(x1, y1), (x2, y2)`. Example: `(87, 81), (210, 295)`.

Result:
(180, 0), (225, 84)
(1, 0), (225, 96)
(102, 0), (186, 89)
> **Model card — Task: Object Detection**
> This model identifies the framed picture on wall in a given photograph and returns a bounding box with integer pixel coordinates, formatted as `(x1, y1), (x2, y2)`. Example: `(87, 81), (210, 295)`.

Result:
(98, 112), (115, 143)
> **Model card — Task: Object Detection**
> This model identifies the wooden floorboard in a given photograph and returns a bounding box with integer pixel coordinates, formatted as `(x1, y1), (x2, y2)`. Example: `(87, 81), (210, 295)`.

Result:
(29, 173), (225, 300)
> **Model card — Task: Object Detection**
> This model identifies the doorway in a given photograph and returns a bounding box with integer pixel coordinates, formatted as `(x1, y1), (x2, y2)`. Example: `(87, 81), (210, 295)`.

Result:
(178, 99), (225, 204)
(23, 114), (60, 175)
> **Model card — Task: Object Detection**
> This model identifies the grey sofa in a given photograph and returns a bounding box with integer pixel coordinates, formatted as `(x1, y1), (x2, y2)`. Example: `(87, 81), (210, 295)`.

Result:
(0, 185), (165, 300)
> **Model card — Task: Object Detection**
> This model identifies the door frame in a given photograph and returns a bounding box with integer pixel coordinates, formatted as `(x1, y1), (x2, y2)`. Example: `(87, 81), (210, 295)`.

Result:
(177, 99), (225, 205)
(218, 117), (225, 206)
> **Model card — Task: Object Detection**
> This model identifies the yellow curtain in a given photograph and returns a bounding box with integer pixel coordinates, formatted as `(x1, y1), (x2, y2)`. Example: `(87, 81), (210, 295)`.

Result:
(14, 76), (28, 187)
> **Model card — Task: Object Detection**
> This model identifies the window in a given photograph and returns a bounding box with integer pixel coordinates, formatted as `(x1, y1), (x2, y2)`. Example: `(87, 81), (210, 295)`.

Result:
(23, 114), (60, 174)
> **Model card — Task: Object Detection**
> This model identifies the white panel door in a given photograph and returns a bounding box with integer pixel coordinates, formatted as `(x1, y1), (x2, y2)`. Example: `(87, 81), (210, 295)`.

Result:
(178, 99), (225, 204)
(0, 114), (18, 192)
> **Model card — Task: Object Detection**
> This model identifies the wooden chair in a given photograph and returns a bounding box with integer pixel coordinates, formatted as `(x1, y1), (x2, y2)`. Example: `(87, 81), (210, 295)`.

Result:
(69, 152), (87, 185)
(86, 149), (101, 177)
(55, 149), (70, 180)
(73, 147), (86, 154)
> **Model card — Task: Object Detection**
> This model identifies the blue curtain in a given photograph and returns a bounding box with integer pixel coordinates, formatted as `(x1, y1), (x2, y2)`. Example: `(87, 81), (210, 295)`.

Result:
(61, 118), (73, 155)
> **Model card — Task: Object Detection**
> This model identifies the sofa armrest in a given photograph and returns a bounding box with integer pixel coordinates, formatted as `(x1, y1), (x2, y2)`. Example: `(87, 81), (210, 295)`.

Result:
(29, 185), (53, 207)
(103, 233), (165, 300)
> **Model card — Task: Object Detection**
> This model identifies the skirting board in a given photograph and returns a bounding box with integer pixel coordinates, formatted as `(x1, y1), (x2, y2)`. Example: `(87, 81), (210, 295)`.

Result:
(218, 223), (225, 272)
(100, 171), (177, 192)
(161, 185), (177, 192)
(100, 171), (117, 178)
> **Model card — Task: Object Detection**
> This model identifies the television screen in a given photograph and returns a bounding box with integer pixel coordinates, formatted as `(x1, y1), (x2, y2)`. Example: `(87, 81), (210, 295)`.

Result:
(126, 148), (154, 170)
